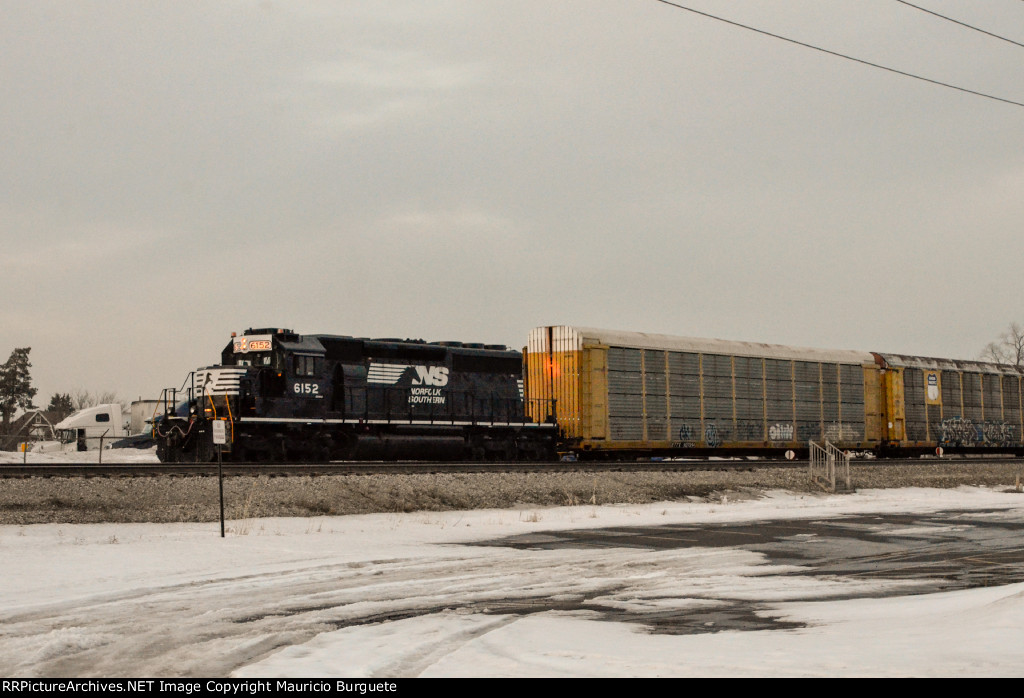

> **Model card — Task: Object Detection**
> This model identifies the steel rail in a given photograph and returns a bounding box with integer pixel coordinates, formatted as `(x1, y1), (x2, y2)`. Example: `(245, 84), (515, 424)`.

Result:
(2, 456), (1022, 479)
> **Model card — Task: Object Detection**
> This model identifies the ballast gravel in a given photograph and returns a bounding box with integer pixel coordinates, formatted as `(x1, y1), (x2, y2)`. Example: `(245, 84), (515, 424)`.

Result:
(2, 461), (1023, 525)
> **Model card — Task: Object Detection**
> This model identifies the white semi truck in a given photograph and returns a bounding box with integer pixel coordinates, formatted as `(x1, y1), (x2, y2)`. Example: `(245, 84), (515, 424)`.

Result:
(30, 404), (128, 453)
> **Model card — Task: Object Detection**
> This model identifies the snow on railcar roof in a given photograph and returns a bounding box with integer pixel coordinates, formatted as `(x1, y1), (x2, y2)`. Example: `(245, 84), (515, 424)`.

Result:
(540, 326), (876, 365)
(876, 353), (1024, 375)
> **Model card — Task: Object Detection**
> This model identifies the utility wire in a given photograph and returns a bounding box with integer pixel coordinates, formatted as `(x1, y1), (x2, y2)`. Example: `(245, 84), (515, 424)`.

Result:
(652, 0), (1024, 108)
(894, 0), (1024, 49)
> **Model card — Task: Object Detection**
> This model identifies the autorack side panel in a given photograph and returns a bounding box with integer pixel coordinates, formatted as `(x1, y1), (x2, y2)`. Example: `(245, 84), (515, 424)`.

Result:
(524, 330), (549, 424)
(525, 327), (565, 428)
(668, 350), (701, 444)
(580, 344), (608, 442)
(1004, 374), (1023, 442)
(537, 326), (876, 455)
(525, 326), (584, 438)
(735, 354), (766, 443)
(876, 354), (1024, 450)
(839, 363), (867, 441)
(863, 363), (885, 446)
(645, 349), (668, 441)
(607, 346), (643, 441)
(551, 326), (582, 439)
(764, 358), (793, 443)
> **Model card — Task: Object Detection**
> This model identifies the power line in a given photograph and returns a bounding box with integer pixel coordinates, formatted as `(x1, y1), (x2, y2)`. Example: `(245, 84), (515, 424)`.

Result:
(894, 0), (1024, 49)
(652, 0), (1024, 108)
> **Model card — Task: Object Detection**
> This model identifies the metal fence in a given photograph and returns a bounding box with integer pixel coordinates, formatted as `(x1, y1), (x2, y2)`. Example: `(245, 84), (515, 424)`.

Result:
(1, 432), (121, 462)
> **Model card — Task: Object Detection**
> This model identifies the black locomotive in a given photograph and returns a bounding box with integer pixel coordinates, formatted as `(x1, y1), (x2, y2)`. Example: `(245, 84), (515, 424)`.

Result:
(154, 328), (558, 462)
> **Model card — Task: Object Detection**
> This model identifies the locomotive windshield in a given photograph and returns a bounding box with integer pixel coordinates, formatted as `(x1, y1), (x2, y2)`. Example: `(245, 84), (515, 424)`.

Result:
(236, 353), (273, 367)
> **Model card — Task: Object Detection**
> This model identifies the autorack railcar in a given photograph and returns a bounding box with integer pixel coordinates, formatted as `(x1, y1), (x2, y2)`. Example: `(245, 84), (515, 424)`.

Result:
(873, 353), (1024, 453)
(154, 328), (557, 462)
(523, 326), (1024, 459)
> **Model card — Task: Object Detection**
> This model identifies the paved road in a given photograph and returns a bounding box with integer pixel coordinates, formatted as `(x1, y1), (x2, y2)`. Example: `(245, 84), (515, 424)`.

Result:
(476, 508), (1024, 633)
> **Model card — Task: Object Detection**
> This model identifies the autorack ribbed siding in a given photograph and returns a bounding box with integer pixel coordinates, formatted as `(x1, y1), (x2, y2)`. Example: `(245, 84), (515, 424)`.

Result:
(526, 326), (881, 457)
(875, 354), (1024, 450)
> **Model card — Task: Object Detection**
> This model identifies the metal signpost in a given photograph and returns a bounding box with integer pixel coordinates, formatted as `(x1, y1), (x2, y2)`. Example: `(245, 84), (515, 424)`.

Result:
(212, 419), (227, 537)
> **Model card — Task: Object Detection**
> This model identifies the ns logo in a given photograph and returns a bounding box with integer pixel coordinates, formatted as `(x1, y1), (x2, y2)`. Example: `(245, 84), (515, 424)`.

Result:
(412, 366), (449, 387)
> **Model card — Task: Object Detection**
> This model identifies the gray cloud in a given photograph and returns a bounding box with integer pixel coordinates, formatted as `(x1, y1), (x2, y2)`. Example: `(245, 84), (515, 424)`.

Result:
(2, 0), (1022, 404)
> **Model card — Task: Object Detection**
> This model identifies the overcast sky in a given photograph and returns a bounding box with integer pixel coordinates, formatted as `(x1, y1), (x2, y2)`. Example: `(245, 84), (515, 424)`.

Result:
(3, 1), (1022, 406)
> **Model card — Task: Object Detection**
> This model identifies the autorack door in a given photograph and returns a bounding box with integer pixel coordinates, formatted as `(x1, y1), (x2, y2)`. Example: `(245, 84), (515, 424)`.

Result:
(884, 368), (906, 443)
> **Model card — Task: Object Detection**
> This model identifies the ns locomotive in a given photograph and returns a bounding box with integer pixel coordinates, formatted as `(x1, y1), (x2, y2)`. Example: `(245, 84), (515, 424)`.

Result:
(154, 328), (557, 462)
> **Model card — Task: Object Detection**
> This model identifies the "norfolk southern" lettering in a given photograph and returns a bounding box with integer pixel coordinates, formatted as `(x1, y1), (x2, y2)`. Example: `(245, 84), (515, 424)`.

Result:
(409, 387), (445, 404)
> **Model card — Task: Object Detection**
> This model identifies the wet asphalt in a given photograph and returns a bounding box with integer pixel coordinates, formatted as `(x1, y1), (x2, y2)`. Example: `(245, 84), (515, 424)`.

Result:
(473, 508), (1024, 634)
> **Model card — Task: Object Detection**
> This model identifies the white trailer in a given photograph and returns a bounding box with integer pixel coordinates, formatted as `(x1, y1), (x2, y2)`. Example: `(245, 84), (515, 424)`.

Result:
(30, 404), (127, 453)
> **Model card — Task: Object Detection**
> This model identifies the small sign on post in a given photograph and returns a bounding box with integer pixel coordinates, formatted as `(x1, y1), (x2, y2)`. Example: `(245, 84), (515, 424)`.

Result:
(212, 420), (227, 538)
(212, 419), (227, 445)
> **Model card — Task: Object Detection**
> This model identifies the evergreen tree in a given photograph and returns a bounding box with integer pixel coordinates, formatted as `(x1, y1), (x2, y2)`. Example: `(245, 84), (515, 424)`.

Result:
(47, 392), (75, 421)
(0, 348), (37, 431)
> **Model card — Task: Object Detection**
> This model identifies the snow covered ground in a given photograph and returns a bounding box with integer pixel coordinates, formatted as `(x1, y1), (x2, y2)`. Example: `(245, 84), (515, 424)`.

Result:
(3, 478), (1024, 677)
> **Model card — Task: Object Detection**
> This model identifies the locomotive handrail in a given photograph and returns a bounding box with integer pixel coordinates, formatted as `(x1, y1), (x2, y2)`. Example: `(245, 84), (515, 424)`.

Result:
(223, 390), (235, 443)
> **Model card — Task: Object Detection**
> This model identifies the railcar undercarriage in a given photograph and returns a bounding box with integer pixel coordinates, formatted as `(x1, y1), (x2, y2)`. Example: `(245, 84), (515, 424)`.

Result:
(155, 417), (557, 463)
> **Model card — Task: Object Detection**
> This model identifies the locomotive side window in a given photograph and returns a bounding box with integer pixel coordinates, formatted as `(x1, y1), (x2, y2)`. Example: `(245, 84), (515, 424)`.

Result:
(294, 355), (320, 377)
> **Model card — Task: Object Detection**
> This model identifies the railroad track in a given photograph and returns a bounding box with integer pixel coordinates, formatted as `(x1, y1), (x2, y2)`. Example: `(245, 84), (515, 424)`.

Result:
(2, 456), (1022, 478)
(0, 460), (787, 478)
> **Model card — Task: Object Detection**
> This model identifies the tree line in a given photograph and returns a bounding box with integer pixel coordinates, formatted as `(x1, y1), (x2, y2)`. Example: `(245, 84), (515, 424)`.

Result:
(0, 348), (127, 433)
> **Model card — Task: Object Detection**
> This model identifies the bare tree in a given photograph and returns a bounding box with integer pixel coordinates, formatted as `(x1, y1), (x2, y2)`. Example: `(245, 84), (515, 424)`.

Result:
(980, 322), (1024, 367)
(71, 389), (129, 412)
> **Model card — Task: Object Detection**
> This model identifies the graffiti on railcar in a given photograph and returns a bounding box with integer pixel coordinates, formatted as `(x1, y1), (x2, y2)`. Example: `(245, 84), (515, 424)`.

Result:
(937, 417), (1017, 446)
(825, 423), (843, 441)
(675, 423), (697, 448)
(982, 421), (1016, 445)
(737, 420), (763, 441)
(796, 423), (821, 442)
(704, 423), (721, 448)
(674, 421), (724, 448)
(768, 423), (794, 441)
